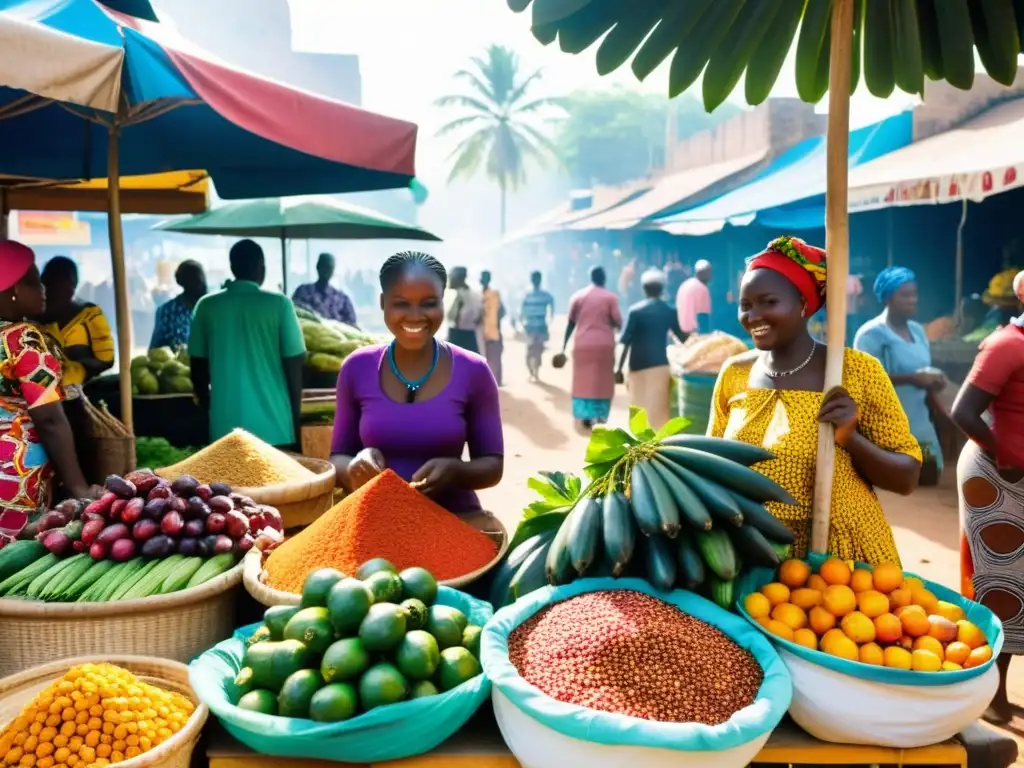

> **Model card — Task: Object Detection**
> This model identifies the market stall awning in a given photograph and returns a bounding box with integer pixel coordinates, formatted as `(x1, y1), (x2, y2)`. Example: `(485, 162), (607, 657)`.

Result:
(655, 111), (913, 236)
(0, 171), (208, 214)
(565, 151), (768, 231)
(847, 98), (1024, 212)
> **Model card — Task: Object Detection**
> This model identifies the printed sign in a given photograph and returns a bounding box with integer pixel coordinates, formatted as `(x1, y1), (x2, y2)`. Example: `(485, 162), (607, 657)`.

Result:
(11, 211), (91, 245)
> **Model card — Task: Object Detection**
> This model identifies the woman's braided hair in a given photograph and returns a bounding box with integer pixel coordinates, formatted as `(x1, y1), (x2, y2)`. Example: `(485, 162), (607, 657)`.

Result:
(379, 251), (447, 291)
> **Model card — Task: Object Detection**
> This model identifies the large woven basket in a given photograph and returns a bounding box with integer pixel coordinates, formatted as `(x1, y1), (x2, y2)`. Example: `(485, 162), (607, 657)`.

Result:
(0, 655), (208, 768)
(233, 455), (336, 529)
(242, 510), (509, 607)
(0, 560), (243, 679)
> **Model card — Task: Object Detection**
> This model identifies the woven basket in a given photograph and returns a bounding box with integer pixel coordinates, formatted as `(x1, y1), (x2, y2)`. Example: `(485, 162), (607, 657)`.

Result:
(232, 455), (336, 529)
(0, 655), (208, 768)
(0, 560), (243, 679)
(242, 510), (509, 607)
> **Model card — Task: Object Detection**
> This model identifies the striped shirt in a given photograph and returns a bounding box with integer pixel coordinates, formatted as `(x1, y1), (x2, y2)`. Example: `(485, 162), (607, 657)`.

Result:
(521, 289), (554, 335)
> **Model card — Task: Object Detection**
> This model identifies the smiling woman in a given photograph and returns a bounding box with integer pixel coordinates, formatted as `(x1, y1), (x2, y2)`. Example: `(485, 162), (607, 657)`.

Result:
(329, 251), (504, 514)
(708, 236), (922, 565)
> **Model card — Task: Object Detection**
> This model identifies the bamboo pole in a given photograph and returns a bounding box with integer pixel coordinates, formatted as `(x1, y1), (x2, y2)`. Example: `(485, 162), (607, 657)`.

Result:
(106, 123), (133, 433)
(811, 0), (855, 555)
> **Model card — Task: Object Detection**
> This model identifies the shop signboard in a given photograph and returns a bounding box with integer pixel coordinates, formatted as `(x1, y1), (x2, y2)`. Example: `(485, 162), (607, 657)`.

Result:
(11, 211), (92, 245)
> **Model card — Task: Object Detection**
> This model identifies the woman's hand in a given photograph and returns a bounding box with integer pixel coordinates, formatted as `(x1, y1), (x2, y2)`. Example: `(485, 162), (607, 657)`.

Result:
(911, 369), (945, 390)
(347, 448), (385, 490)
(411, 458), (463, 496)
(68, 484), (105, 501)
(819, 386), (859, 447)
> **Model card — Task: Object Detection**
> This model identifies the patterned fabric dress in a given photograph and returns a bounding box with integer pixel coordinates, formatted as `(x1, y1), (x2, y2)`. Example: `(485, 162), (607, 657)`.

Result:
(709, 348), (920, 565)
(0, 322), (64, 513)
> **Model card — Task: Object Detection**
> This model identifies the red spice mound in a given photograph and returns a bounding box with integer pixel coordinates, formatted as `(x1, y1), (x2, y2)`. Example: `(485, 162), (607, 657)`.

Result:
(508, 590), (763, 724)
(265, 469), (498, 591)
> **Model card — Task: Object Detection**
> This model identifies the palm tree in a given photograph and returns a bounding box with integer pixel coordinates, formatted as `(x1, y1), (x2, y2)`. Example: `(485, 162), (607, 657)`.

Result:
(435, 44), (562, 236)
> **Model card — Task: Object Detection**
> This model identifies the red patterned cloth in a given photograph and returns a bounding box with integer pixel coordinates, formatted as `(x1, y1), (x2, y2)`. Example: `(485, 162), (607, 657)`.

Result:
(748, 236), (828, 315)
(0, 322), (64, 514)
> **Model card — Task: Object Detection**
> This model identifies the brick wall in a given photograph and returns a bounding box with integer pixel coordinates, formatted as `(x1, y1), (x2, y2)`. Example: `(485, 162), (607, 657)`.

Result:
(915, 68), (1024, 140)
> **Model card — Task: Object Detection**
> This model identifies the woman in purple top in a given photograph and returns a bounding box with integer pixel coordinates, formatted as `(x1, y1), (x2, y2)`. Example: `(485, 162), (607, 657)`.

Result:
(330, 251), (504, 513)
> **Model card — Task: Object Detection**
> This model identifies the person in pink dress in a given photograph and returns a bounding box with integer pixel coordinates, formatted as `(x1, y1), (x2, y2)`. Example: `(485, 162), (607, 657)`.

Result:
(560, 266), (622, 433)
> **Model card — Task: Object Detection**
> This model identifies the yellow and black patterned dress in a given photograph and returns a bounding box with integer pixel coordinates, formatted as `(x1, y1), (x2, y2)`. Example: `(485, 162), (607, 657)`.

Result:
(708, 348), (920, 566)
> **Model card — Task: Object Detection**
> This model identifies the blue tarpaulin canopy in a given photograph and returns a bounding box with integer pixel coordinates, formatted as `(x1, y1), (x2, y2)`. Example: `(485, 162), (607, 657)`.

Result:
(656, 111), (914, 235)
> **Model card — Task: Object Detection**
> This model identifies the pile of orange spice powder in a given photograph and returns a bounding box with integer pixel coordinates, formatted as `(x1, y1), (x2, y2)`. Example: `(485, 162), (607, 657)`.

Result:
(264, 469), (498, 592)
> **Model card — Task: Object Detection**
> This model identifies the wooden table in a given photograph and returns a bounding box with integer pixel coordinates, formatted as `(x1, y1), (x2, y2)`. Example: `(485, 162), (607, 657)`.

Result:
(205, 710), (968, 768)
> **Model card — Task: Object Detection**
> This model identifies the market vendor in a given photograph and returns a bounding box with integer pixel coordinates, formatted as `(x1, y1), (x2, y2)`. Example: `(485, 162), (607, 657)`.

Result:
(0, 241), (98, 513)
(709, 236), (921, 564)
(853, 266), (946, 471)
(149, 259), (207, 350)
(330, 250), (503, 513)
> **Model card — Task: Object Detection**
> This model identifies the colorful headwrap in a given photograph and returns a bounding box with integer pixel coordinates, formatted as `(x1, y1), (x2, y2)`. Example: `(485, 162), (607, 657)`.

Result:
(746, 236), (827, 315)
(873, 266), (916, 305)
(0, 241), (35, 292)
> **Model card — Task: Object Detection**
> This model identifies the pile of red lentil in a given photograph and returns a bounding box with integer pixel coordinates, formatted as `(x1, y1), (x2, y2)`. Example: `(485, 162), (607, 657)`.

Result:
(508, 590), (763, 725)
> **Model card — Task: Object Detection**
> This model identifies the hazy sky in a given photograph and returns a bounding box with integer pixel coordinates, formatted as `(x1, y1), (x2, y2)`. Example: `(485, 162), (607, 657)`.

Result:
(288, 0), (916, 183)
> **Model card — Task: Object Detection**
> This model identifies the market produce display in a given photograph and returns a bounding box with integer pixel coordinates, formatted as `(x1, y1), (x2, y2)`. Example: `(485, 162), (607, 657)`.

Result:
(298, 309), (376, 375)
(0, 469), (283, 602)
(263, 470), (498, 593)
(135, 437), (196, 471)
(157, 429), (314, 488)
(743, 558), (994, 672)
(508, 589), (762, 724)
(0, 661), (195, 767)
(495, 411), (794, 609)
(232, 561), (483, 721)
(129, 346), (193, 396)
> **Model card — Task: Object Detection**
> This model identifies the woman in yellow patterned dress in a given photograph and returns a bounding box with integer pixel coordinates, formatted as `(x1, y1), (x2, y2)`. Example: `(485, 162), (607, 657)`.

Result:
(709, 236), (922, 565)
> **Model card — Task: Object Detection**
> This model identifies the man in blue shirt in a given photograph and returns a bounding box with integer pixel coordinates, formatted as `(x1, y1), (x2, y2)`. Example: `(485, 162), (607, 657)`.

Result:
(616, 268), (688, 429)
(149, 260), (207, 350)
(519, 270), (555, 382)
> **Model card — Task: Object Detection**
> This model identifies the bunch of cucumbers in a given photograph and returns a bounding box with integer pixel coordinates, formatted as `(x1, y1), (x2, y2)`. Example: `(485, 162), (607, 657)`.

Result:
(505, 0), (1022, 108)
(493, 435), (796, 610)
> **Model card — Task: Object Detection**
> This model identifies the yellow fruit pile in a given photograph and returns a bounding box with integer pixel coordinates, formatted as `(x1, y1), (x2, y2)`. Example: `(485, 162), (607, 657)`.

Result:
(0, 663), (195, 768)
(744, 558), (994, 673)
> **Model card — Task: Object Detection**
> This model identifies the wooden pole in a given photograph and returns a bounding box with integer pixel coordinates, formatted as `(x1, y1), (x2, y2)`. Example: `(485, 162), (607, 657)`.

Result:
(280, 235), (288, 294)
(107, 123), (133, 432)
(811, 0), (855, 555)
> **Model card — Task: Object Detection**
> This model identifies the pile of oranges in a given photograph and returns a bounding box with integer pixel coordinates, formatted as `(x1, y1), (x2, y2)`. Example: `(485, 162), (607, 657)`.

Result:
(743, 558), (994, 672)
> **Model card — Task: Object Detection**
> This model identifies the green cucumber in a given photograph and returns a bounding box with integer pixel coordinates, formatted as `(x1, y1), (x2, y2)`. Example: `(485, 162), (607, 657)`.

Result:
(41, 554), (91, 601)
(185, 553), (236, 589)
(159, 557), (204, 594)
(0, 552), (57, 595)
(675, 529), (706, 590)
(63, 560), (116, 602)
(245, 640), (314, 693)
(123, 555), (186, 599)
(729, 493), (796, 544)
(83, 560), (135, 602)
(644, 535), (677, 591)
(567, 496), (602, 575)
(728, 524), (782, 569)
(634, 461), (680, 538)
(658, 435), (776, 466)
(627, 462), (662, 536)
(0, 540), (45, 582)
(601, 490), (635, 577)
(708, 573), (735, 609)
(544, 508), (576, 586)
(657, 459), (744, 527)
(695, 529), (739, 580)
(657, 445), (795, 505)
(649, 456), (713, 532)
(27, 557), (80, 600)
(109, 559), (160, 601)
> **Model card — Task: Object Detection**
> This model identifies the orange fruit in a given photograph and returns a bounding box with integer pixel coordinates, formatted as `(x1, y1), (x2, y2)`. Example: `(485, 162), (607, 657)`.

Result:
(841, 611), (876, 644)
(779, 559), (811, 589)
(927, 615), (958, 643)
(897, 635), (914, 651)
(807, 574), (829, 592)
(912, 649), (942, 672)
(744, 592), (772, 620)
(913, 636), (945, 660)
(942, 661), (963, 672)
(936, 600), (966, 623)
(874, 612), (903, 644)
(900, 609), (930, 638)
(765, 619), (795, 642)
(790, 588), (824, 611)
(857, 590), (890, 619)
(859, 642), (885, 666)
(772, 603), (808, 631)
(902, 576), (925, 591)
(823, 634), (859, 661)
(820, 628), (848, 653)
(964, 645), (993, 669)
(822, 585), (857, 617)
(944, 641), (971, 665)
(872, 563), (904, 594)
(819, 558), (852, 586)
(910, 586), (939, 614)
(756, 616), (773, 629)
(793, 629), (818, 650)
(884, 646), (913, 669)
(761, 583), (791, 607)
(850, 569), (874, 593)
(888, 588), (912, 611)
(956, 620), (988, 650)
(895, 604), (926, 618)
(809, 606), (837, 635)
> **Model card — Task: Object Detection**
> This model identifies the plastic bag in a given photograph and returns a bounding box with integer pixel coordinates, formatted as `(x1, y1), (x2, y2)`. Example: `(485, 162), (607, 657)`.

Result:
(191, 587), (492, 763)
(481, 578), (791, 768)
(736, 555), (1004, 747)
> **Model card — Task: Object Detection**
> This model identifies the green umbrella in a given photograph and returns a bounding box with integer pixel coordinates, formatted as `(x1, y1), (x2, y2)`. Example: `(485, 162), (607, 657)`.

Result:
(155, 195), (442, 292)
(502, 0), (1021, 550)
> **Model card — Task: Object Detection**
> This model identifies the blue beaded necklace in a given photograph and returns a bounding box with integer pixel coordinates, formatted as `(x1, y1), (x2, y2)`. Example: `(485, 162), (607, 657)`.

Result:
(388, 339), (439, 402)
